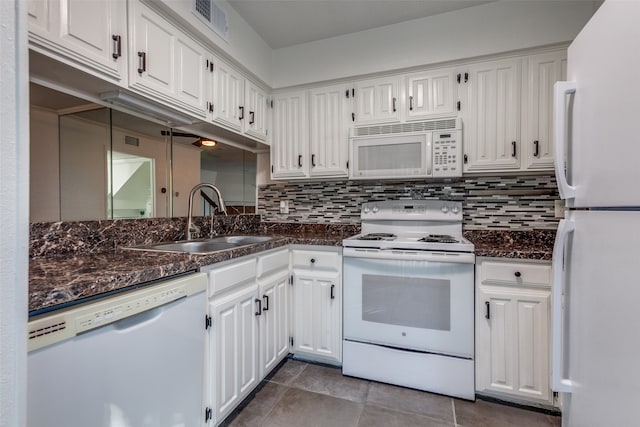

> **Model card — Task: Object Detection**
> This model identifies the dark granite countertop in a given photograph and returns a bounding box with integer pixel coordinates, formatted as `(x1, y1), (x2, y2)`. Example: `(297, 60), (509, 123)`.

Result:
(28, 234), (347, 314)
(464, 229), (556, 261)
(29, 227), (556, 314)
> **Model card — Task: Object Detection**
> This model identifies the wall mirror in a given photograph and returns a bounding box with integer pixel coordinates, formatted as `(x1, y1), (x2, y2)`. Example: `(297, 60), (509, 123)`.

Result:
(29, 83), (257, 222)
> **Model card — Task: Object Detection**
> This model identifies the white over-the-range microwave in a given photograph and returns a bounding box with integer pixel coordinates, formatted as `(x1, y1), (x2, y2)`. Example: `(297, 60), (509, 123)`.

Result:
(349, 117), (462, 180)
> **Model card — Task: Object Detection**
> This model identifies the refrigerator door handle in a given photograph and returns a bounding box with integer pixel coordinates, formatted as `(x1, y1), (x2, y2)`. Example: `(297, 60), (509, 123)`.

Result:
(553, 81), (577, 200)
(551, 218), (575, 393)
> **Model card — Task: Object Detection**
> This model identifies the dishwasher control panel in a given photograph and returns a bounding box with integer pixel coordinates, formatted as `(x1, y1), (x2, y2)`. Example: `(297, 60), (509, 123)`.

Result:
(75, 287), (186, 332)
(28, 273), (206, 352)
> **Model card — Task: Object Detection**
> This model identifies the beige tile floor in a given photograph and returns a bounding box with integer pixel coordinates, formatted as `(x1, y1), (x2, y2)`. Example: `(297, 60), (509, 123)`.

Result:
(222, 359), (561, 427)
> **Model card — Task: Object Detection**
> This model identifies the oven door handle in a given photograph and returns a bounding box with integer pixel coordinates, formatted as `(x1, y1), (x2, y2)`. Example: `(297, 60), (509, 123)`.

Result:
(342, 247), (475, 264)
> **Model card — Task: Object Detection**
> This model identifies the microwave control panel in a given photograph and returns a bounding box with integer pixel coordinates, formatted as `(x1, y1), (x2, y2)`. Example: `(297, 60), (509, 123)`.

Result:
(432, 130), (462, 177)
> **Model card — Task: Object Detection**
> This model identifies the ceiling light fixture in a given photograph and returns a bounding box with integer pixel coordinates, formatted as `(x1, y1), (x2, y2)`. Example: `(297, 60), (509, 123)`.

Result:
(194, 138), (217, 148)
(159, 131), (218, 148)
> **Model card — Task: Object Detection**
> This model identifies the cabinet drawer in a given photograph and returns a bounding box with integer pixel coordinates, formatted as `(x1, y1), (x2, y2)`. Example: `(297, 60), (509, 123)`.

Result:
(291, 250), (340, 272)
(257, 248), (289, 278)
(207, 258), (257, 297)
(479, 260), (551, 287)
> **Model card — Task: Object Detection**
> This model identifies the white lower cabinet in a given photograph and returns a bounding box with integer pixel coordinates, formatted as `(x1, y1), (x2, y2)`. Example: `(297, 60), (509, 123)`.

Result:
(475, 258), (553, 406)
(291, 247), (342, 364)
(209, 284), (259, 424)
(257, 248), (290, 378)
(204, 247), (291, 426)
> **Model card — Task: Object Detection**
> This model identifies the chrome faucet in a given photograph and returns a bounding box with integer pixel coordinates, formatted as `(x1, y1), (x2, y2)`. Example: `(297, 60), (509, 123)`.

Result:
(185, 183), (227, 240)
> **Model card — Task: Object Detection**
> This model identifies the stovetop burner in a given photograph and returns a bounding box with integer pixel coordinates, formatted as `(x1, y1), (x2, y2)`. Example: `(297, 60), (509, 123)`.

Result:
(357, 233), (397, 241)
(418, 234), (460, 244)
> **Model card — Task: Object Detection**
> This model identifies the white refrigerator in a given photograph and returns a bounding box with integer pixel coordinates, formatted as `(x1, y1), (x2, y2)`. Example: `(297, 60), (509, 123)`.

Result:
(552, 1), (640, 426)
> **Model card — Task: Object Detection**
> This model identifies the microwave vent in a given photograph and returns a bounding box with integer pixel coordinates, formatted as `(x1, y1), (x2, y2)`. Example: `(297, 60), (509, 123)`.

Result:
(354, 118), (459, 136)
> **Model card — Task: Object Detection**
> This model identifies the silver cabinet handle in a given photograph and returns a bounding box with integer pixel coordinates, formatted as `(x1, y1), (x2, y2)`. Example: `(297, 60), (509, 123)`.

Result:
(112, 35), (121, 60)
(137, 51), (146, 74)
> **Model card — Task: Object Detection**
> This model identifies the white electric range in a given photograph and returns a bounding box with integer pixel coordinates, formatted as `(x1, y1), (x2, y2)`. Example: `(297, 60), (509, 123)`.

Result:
(342, 199), (476, 400)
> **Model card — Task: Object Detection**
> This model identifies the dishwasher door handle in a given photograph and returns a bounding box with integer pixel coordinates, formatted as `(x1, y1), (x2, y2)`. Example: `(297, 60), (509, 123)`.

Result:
(112, 296), (185, 332)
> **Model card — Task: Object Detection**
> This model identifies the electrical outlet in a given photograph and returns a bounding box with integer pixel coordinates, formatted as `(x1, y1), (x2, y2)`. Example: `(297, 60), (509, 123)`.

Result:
(555, 200), (565, 218)
(279, 200), (289, 214)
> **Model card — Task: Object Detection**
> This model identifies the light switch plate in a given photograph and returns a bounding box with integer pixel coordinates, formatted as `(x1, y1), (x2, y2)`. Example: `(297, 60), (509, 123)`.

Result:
(279, 200), (289, 214)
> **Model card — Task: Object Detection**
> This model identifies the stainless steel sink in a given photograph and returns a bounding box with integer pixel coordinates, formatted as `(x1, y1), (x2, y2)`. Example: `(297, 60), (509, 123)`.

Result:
(125, 235), (274, 255)
(208, 235), (273, 245)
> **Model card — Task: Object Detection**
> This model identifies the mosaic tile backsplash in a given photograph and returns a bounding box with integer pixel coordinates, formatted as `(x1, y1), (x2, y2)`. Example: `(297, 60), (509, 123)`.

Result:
(258, 174), (559, 230)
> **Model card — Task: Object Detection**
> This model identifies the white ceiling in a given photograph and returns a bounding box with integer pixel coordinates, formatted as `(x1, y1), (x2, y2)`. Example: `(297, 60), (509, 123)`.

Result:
(227, 0), (495, 49)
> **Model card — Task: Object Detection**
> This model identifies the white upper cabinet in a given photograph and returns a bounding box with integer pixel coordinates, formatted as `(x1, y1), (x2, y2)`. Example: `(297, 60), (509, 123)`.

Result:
(271, 90), (309, 179)
(405, 68), (457, 120)
(523, 51), (567, 170)
(309, 84), (351, 177)
(211, 59), (244, 132)
(354, 76), (401, 126)
(244, 81), (269, 142)
(129, 1), (207, 118)
(204, 56), (270, 142)
(27, 0), (127, 84)
(459, 58), (522, 172)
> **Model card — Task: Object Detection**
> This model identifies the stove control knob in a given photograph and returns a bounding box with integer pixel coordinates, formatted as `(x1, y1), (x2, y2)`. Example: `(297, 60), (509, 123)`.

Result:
(363, 207), (371, 214)
(372, 206), (379, 213)
(451, 205), (460, 214)
(441, 205), (449, 213)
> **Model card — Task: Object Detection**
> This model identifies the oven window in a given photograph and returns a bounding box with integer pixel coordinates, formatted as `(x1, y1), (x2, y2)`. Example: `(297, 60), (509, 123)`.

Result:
(361, 274), (451, 331)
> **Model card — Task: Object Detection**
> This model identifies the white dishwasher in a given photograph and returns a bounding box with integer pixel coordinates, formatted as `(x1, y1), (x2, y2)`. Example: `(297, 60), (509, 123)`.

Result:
(27, 272), (208, 427)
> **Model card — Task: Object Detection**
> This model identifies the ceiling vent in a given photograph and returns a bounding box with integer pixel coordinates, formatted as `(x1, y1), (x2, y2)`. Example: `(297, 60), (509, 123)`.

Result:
(194, 0), (228, 41)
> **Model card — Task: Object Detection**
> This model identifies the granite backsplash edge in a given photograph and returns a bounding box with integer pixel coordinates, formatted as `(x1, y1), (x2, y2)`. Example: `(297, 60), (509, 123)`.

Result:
(30, 215), (556, 259)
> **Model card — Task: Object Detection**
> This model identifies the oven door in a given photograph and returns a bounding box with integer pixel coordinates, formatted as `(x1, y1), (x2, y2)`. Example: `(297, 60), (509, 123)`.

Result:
(343, 248), (475, 358)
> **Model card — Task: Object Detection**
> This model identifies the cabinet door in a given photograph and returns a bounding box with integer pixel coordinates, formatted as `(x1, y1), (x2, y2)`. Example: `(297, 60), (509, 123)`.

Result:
(174, 34), (208, 116)
(129, 2), (206, 117)
(309, 84), (350, 177)
(354, 76), (400, 125)
(213, 61), (244, 132)
(461, 58), (521, 172)
(292, 273), (341, 363)
(476, 285), (551, 403)
(259, 270), (289, 378)
(245, 81), (268, 141)
(27, 0), (53, 36)
(27, 0), (127, 84)
(271, 91), (308, 179)
(130, 2), (175, 97)
(210, 286), (259, 424)
(523, 51), (567, 170)
(406, 68), (456, 120)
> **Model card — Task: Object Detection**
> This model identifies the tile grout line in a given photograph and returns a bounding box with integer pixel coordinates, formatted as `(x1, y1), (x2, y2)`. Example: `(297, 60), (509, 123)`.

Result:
(260, 383), (291, 426)
(365, 401), (456, 426)
(451, 399), (458, 426)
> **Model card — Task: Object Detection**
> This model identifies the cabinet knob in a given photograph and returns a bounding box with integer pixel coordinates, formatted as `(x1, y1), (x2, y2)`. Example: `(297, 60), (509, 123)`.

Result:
(310, 258), (316, 264)
(514, 271), (522, 278)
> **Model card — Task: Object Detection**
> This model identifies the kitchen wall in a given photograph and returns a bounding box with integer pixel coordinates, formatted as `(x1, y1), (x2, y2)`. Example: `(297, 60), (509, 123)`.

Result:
(271, 1), (597, 88)
(30, 107), (60, 222)
(258, 174), (559, 230)
(156, 0), (273, 86)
